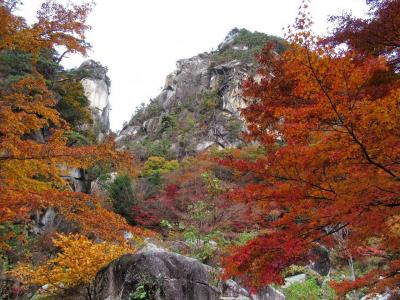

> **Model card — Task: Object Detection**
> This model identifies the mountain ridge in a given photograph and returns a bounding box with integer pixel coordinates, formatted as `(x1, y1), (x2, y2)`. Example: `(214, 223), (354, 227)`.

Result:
(117, 28), (285, 161)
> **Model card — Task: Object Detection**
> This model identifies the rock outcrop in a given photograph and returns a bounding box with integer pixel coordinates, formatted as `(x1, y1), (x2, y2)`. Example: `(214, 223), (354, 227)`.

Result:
(221, 279), (285, 300)
(93, 248), (220, 300)
(61, 167), (90, 193)
(117, 29), (285, 160)
(78, 60), (111, 141)
(94, 244), (287, 300)
(309, 245), (330, 276)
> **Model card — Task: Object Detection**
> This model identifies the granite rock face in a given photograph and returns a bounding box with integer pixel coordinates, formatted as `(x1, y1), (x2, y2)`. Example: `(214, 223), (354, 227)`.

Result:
(221, 280), (285, 300)
(93, 249), (220, 300)
(118, 52), (251, 157)
(78, 60), (111, 141)
(309, 245), (330, 276)
(94, 245), (287, 300)
(116, 29), (284, 159)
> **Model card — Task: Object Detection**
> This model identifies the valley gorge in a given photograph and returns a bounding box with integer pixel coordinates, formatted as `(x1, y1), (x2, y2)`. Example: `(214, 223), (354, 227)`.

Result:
(2, 1), (399, 299)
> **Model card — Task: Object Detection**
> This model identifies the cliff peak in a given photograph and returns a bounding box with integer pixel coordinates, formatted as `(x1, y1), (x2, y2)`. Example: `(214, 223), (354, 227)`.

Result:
(117, 29), (286, 160)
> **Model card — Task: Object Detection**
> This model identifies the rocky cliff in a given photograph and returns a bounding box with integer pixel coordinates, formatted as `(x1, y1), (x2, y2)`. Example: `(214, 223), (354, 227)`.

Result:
(117, 28), (285, 160)
(62, 60), (111, 192)
(79, 59), (111, 141)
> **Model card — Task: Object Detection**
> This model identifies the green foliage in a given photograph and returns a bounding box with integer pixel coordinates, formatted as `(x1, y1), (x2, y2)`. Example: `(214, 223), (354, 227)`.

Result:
(194, 241), (217, 262)
(146, 100), (163, 119)
(87, 161), (114, 182)
(146, 139), (171, 158)
(211, 28), (286, 65)
(0, 48), (93, 133)
(283, 278), (336, 300)
(0, 50), (32, 86)
(160, 114), (177, 133)
(129, 100), (163, 126)
(234, 28), (285, 51)
(1, 255), (12, 272)
(143, 173), (162, 199)
(182, 226), (227, 262)
(128, 139), (172, 161)
(53, 76), (92, 128)
(320, 281), (337, 300)
(174, 172), (226, 262)
(200, 91), (222, 112)
(36, 49), (62, 80)
(160, 219), (173, 230)
(284, 278), (321, 300)
(181, 96), (197, 112)
(130, 284), (148, 300)
(235, 231), (258, 246)
(64, 131), (94, 146)
(211, 144), (266, 162)
(129, 278), (161, 300)
(139, 157), (179, 198)
(0, 222), (23, 253)
(226, 117), (243, 139)
(105, 174), (136, 223)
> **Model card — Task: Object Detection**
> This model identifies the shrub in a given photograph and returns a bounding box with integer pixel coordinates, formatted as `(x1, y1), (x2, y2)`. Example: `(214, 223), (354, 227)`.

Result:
(235, 231), (258, 246)
(226, 117), (243, 139)
(200, 91), (222, 111)
(53, 77), (92, 128)
(129, 99), (163, 126)
(160, 114), (177, 133)
(284, 278), (320, 300)
(106, 174), (136, 223)
(64, 131), (94, 146)
(141, 157), (179, 178)
(283, 277), (336, 300)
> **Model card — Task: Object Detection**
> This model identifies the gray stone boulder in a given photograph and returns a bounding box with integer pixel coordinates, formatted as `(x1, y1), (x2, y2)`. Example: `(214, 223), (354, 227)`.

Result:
(221, 279), (285, 300)
(93, 249), (220, 300)
(282, 274), (307, 288)
(309, 245), (330, 276)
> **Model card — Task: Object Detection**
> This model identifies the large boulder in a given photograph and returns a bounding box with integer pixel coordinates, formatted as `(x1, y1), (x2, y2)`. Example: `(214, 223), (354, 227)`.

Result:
(93, 248), (220, 300)
(309, 245), (330, 276)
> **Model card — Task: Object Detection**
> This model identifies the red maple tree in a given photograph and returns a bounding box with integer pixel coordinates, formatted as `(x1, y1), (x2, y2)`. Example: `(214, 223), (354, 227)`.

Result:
(221, 2), (400, 296)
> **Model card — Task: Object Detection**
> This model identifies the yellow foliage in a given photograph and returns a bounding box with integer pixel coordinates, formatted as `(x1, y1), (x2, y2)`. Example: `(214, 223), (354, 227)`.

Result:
(141, 156), (179, 177)
(9, 234), (134, 292)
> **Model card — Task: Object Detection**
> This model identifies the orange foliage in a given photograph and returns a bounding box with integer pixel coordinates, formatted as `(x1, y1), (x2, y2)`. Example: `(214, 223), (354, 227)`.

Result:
(0, 1), (137, 249)
(221, 2), (400, 296)
(9, 234), (134, 295)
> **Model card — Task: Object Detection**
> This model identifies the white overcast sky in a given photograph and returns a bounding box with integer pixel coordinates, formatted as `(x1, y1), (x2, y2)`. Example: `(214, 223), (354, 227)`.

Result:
(18, 0), (369, 131)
